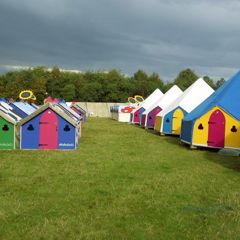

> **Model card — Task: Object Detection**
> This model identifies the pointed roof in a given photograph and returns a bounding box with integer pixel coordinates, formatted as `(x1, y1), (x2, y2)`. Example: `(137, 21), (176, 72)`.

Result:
(132, 88), (163, 114)
(0, 98), (7, 103)
(59, 102), (81, 121)
(31, 103), (39, 109)
(0, 101), (22, 122)
(18, 103), (78, 127)
(184, 71), (240, 121)
(0, 109), (17, 125)
(157, 78), (214, 117)
(11, 102), (36, 115)
(142, 85), (183, 115)
(73, 103), (87, 113)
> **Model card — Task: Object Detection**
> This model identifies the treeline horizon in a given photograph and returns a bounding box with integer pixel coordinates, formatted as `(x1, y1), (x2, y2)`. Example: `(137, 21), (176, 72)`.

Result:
(0, 66), (225, 104)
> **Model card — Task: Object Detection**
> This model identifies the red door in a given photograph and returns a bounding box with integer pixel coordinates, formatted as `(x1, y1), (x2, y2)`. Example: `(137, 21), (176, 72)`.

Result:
(208, 109), (225, 148)
(39, 110), (58, 149)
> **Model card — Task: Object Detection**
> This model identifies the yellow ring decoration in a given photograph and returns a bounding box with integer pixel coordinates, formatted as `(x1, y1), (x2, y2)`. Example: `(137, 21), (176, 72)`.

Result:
(19, 90), (36, 101)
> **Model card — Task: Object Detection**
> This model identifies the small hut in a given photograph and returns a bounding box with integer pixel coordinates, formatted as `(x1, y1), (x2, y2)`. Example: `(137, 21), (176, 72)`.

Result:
(18, 103), (80, 150)
(130, 89), (163, 124)
(154, 78), (214, 135)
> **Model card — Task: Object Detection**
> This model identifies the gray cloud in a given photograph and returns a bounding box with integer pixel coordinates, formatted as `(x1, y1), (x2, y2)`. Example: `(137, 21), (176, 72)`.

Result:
(0, 0), (240, 80)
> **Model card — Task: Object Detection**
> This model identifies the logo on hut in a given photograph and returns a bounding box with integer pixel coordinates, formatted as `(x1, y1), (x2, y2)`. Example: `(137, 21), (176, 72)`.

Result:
(120, 106), (135, 113)
(59, 143), (74, 147)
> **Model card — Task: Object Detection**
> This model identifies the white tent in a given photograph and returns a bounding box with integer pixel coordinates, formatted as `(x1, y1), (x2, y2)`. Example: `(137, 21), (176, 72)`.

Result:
(154, 78), (214, 134)
(131, 88), (163, 124)
(141, 85), (183, 128)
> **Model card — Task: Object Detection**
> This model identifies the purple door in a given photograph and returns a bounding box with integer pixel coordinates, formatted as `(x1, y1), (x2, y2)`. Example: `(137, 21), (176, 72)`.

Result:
(146, 106), (162, 128)
(141, 114), (146, 126)
(208, 109), (225, 148)
(39, 110), (58, 149)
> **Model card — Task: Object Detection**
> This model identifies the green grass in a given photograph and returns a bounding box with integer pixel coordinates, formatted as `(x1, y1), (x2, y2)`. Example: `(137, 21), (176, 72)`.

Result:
(1, 118), (240, 240)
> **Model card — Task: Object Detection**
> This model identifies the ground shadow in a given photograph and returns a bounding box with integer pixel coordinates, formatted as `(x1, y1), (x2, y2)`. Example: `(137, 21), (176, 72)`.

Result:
(204, 150), (240, 171)
(145, 128), (162, 136)
(176, 141), (240, 172)
(124, 121), (240, 172)
(138, 124), (240, 172)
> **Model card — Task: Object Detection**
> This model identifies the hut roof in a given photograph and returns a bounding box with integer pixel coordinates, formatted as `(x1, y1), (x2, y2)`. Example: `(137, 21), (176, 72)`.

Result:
(18, 103), (79, 127)
(184, 71), (240, 121)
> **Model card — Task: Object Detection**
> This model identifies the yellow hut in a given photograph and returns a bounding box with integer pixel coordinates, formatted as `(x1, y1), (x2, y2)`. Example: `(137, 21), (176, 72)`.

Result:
(181, 71), (240, 149)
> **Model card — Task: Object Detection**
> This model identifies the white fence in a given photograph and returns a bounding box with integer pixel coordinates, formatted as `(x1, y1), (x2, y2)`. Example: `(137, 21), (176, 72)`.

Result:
(75, 102), (125, 118)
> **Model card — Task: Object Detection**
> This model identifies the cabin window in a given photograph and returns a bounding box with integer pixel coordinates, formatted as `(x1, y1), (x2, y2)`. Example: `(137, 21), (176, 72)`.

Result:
(27, 124), (34, 131)
(198, 123), (204, 130)
(166, 118), (170, 123)
(2, 124), (9, 131)
(64, 124), (71, 132)
(231, 125), (237, 133)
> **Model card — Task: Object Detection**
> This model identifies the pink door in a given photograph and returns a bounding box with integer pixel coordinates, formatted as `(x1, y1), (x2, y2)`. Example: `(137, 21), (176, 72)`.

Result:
(133, 107), (143, 123)
(208, 109), (225, 148)
(39, 110), (58, 149)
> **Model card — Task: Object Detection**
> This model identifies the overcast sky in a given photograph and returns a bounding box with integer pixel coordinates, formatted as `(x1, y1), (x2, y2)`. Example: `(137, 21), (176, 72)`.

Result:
(0, 0), (239, 81)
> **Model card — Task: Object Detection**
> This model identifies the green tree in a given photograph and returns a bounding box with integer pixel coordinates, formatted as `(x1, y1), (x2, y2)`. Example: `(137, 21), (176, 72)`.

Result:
(61, 84), (76, 101)
(173, 68), (199, 90)
(148, 72), (164, 93)
(216, 78), (225, 89)
(203, 76), (216, 90)
(31, 77), (47, 104)
(46, 66), (62, 97)
(132, 70), (150, 97)
(164, 82), (174, 92)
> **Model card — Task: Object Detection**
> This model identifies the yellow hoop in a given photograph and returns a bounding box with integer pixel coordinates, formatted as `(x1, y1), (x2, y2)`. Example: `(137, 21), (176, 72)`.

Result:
(128, 97), (136, 104)
(19, 90), (36, 101)
(134, 95), (144, 102)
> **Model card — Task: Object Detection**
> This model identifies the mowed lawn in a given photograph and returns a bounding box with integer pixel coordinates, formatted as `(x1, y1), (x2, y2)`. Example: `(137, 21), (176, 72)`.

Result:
(1, 118), (240, 240)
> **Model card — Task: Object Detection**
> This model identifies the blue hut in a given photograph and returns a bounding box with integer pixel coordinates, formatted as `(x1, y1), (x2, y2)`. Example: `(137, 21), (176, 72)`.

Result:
(181, 71), (240, 149)
(18, 103), (80, 150)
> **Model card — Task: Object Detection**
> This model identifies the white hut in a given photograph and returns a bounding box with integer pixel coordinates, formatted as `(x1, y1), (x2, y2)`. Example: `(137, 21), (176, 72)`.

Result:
(154, 78), (214, 135)
(141, 85), (183, 128)
(130, 88), (163, 124)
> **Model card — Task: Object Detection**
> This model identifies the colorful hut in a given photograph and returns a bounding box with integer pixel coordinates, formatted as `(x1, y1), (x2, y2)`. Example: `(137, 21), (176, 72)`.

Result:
(45, 98), (82, 123)
(59, 102), (82, 122)
(154, 78), (214, 135)
(130, 89), (163, 124)
(181, 71), (240, 149)
(18, 103), (80, 150)
(71, 103), (88, 122)
(111, 104), (135, 122)
(141, 85), (183, 128)
(0, 111), (17, 149)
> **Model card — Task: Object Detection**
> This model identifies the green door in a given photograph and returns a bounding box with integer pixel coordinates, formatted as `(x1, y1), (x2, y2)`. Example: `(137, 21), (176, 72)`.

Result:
(0, 117), (15, 150)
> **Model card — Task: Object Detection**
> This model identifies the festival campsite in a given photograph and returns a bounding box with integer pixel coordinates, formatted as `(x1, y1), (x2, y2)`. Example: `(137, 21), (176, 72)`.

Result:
(2, 1), (240, 238)
(1, 69), (240, 240)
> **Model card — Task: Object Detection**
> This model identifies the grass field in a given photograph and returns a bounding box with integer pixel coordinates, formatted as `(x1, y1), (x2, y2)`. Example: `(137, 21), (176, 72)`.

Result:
(1, 118), (240, 240)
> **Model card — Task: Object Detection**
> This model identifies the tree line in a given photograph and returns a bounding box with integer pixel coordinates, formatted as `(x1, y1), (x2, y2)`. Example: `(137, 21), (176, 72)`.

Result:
(0, 67), (225, 104)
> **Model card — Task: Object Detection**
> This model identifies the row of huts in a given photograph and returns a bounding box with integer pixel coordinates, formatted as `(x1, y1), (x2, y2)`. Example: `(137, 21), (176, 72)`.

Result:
(113, 70), (240, 150)
(0, 98), (87, 150)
